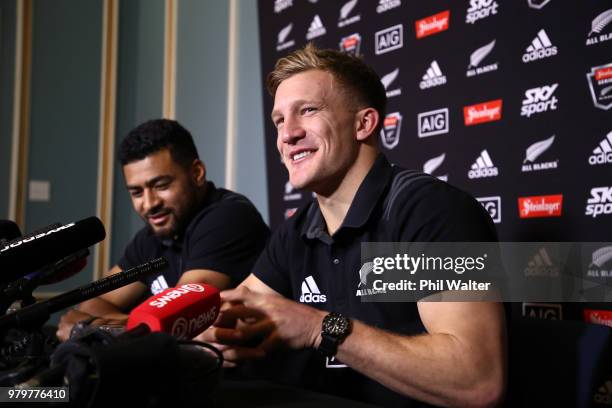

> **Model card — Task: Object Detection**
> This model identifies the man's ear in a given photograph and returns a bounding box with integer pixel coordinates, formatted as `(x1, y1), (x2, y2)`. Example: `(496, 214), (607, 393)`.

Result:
(191, 159), (206, 186)
(355, 107), (380, 142)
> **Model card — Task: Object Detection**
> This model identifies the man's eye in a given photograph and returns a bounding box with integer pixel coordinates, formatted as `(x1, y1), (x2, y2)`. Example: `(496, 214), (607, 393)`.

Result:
(275, 118), (284, 128)
(155, 183), (169, 190)
(130, 190), (142, 197)
(303, 107), (317, 114)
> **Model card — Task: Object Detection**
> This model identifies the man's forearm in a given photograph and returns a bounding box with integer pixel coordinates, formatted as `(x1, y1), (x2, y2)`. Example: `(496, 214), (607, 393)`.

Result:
(329, 320), (505, 408)
(78, 297), (127, 320)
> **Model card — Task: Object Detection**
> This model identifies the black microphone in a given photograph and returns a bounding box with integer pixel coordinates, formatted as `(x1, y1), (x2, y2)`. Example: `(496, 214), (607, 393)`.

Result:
(0, 217), (105, 285)
(0, 257), (168, 331)
(0, 220), (21, 244)
(1, 250), (90, 315)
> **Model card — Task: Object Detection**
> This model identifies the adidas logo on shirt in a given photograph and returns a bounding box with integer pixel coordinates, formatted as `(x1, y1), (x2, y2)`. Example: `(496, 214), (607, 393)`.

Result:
(306, 14), (326, 40)
(151, 275), (169, 295)
(522, 29), (558, 63)
(468, 149), (499, 179)
(299, 275), (327, 303)
(589, 131), (612, 165)
(419, 60), (447, 89)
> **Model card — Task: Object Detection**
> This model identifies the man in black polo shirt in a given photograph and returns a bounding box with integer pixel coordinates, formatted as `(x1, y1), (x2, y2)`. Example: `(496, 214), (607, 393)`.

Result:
(56, 119), (270, 341)
(202, 45), (506, 407)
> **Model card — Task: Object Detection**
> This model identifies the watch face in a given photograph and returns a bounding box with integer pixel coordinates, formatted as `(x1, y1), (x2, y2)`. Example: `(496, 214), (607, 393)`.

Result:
(324, 313), (349, 336)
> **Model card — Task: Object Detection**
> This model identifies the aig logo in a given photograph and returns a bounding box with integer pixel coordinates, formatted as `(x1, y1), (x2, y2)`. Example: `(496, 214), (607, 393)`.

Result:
(418, 108), (449, 138)
(375, 24), (403, 55)
(476, 196), (502, 224)
(522, 303), (562, 320)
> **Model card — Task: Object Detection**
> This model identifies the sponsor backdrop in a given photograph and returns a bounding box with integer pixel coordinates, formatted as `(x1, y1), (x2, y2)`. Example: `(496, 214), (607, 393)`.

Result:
(257, 0), (612, 330)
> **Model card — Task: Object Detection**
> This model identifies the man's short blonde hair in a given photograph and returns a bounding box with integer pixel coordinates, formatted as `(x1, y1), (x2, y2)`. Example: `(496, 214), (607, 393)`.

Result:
(266, 43), (387, 121)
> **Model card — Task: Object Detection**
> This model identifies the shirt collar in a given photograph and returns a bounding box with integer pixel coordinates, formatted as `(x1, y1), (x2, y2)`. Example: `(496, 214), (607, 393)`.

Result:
(300, 154), (394, 241)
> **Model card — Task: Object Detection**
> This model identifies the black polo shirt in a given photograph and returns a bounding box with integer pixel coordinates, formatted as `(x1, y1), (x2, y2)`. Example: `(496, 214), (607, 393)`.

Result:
(251, 154), (496, 407)
(118, 182), (270, 296)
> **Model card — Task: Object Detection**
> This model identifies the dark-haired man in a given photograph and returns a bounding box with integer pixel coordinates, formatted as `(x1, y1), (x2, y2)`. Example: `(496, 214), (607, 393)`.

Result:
(57, 119), (270, 341)
(200, 44), (506, 407)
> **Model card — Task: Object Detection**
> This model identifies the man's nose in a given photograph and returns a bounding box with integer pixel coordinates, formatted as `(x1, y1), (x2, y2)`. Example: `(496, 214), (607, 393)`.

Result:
(280, 116), (306, 144)
(142, 189), (162, 213)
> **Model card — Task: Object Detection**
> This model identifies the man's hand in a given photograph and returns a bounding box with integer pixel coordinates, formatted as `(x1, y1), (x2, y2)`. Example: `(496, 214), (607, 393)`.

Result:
(56, 309), (126, 342)
(56, 309), (97, 342)
(196, 286), (326, 366)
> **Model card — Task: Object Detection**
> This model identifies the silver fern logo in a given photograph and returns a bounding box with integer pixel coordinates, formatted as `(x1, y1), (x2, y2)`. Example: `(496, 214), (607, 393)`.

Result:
(380, 68), (401, 98)
(522, 135), (558, 172)
(276, 23), (295, 51)
(587, 246), (612, 279)
(338, 0), (361, 27)
(586, 8), (612, 46)
(423, 153), (448, 181)
(466, 39), (498, 77)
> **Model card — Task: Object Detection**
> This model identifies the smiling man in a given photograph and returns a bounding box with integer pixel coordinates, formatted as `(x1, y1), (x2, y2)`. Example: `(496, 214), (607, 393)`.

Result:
(57, 119), (270, 341)
(200, 45), (507, 407)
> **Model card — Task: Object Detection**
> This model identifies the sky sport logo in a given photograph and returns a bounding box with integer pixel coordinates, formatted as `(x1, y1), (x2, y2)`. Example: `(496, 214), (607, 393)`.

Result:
(466, 39), (498, 77)
(420, 61), (447, 90)
(274, 0), (293, 14)
(522, 29), (558, 63)
(300, 275), (327, 303)
(589, 130), (612, 165)
(518, 194), (563, 218)
(585, 186), (612, 218)
(380, 68), (401, 98)
(586, 8), (612, 46)
(418, 108), (449, 138)
(415, 10), (450, 39)
(522, 135), (558, 172)
(276, 23), (295, 52)
(375, 24), (403, 55)
(463, 99), (502, 126)
(377, 0), (401, 14)
(468, 149), (498, 179)
(465, 0), (499, 24)
(586, 246), (612, 279)
(380, 112), (402, 149)
(522, 303), (562, 320)
(338, 0), (361, 28)
(339, 33), (361, 56)
(476, 196), (501, 224)
(306, 15), (326, 40)
(423, 153), (448, 182)
(520, 83), (559, 118)
(586, 63), (612, 110)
